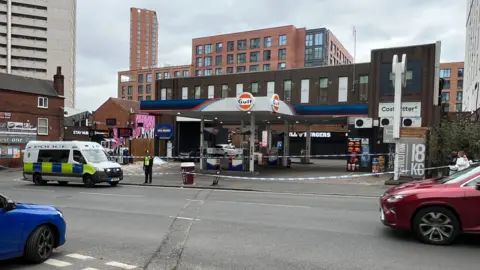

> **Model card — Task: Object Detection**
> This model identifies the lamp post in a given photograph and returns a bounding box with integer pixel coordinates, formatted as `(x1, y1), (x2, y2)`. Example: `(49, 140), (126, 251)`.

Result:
(392, 54), (407, 181)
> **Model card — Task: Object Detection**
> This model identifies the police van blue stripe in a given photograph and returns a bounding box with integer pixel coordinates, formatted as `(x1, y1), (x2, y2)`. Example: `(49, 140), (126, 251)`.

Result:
(73, 164), (83, 174)
(33, 163), (42, 173)
(52, 163), (62, 173)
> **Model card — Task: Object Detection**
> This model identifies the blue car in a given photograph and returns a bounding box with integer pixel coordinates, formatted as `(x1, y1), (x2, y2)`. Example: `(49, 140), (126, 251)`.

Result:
(0, 193), (66, 263)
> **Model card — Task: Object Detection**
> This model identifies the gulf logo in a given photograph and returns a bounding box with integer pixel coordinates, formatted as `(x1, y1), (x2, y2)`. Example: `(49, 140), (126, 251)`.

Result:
(237, 92), (255, 111)
(271, 94), (280, 112)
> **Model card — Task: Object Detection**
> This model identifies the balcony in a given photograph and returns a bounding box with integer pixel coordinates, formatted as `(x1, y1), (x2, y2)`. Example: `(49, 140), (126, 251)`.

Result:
(12, 16), (47, 28)
(0, 35), (6, 45)
(11, 27), (47, 38)
(0, 14), (6, 22)
(11, 4), (48, 18)
(11, 69), (47, 79)
(0, 4), (6, 12)
(0, 25), (6, 34)
(11, 48), (47, 58)
(11, 59), (46, 69)
(0, 58), (6, 66)
(0, 47), (6, 55)
(11, 37), (47, 48)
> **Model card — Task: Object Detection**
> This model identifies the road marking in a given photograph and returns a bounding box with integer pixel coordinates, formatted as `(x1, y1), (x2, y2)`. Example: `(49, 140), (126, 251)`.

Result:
(82, 268), (99, 270)
(12, 188), (54, 192)
(169, 216), (200, 221)
(79, 192), (143, 198)
(105, 261), (137, 269)
(208, 200), (312, 208)
(66, 253), (94, 260)
(44, 258), (72, 267)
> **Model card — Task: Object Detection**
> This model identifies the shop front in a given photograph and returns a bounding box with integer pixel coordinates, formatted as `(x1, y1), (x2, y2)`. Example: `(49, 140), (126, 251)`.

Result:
(0, 121), (37, 168)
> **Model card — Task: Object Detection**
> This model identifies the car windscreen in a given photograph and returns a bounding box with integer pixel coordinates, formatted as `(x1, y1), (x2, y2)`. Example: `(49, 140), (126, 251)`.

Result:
(82, 149), (109, 163)
(440, 163), (480, 184)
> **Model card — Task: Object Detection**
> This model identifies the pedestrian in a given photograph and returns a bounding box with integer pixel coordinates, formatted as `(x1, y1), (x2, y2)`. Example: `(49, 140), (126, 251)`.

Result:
(444, 151), (458, 176)
(143, 150), (153, 184)
(449, 151), (470, 174)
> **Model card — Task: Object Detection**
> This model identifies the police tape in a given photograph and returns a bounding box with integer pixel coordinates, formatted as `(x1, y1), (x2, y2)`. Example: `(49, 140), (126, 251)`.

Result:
(122, 163), (468, 181)
(111, 152), (395, 160)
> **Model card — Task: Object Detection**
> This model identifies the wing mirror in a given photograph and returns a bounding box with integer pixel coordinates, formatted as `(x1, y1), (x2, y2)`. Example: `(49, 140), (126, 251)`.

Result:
(5, 199), (16, 211)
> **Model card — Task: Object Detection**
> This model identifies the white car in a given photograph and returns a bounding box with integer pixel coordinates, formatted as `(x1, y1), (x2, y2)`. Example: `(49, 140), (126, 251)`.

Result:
(212, 144), (243, 157)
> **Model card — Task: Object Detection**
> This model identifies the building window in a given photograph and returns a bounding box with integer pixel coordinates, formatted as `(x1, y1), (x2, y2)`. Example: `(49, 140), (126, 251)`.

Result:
(237, 39), (247, 50)
(216, 42), (223, 53)
(250, 38), (260, 49)
(156, 72), (161, 80)
(204, 69), (212, 76)
(278, 35), (287, 46)
(221, 84), (229, 98)
(146, 84), (151, 94)
(278, 49), (286, 60)
(161, 88), (167, 100)
(146, 96), (151, 100)
(305, 48), (313, 61)
(338, 77), (348, 102)
(166, 88), (173, 100)
(138, 74), (144, 83)
(37, 118), (48, 135)
(196, 70), (202, 76)
(164, 72), (169, 79)
(263, 64), (270, 71)
(138, 96), (143, 101)
(442, 103), (449, 112)
(458, 68), (464, 77)
(215, 55), (222, 65)
(146, 73), (152, 82)
(319, 78), (328, 103)
(263, 50), (271, 61)
(204, 56), (212, 66)
(194, 86), (201, 99)
(283, 80), (292, 102)
(205, 44), (213, 54)
(457, 91), (463, 101)
(249, 65), (259, 72)
(174, 71), (180, 77)
(314, 47), (322, 59)
(250, 51), (260, 62)
(38, 97), (48, 108)
(128, 96), (133, 100)
(305, 34), (313, 46)
(278, 63), (286, 69)
(359, 75), (368, 101)
(455, 103), (462, 112)
(440, 69), (451, 78)
(227, 41), (234, 52)
(215, 68), (222, 75)
(264, 36), (272, 47)
(314, 33), (323, 45)
(128, 86), (133, 95)
(226, 67), (234, 74)
(237, 53), (246, 64)
(138, 85), (143, 94)
(227, 54), (234, 64)
(182, 87), (188, 99)
(237, 66), (246, 73)
(458, 79), (463, 89)
(441, 92), (450, 101)
(196, 45), (203, 55)
(251, 82), (259, 96)
(443, 79), (451, 89)
(183, 70), (189, 77)
(121, 86), (126, 95)
(196, 57), (203, 67)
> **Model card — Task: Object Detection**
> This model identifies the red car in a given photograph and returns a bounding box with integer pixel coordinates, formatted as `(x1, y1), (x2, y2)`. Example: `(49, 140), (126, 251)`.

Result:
(380, 164), (480, 245)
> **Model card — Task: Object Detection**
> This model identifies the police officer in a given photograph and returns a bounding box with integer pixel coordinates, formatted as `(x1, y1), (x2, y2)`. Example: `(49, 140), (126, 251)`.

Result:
(143, 151), (153, 184)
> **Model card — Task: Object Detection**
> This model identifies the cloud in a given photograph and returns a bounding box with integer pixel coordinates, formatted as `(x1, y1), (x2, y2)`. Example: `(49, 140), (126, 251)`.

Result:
(76, 0), (466, 110)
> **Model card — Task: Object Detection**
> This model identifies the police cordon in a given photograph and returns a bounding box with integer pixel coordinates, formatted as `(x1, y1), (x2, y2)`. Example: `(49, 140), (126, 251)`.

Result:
(110, 152), (395, 159)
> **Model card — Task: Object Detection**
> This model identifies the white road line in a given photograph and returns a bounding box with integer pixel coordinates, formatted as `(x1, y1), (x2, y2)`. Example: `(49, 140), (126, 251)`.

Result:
(66, 253), (94, 260)
(105, 261), (137, 269)
(43, 258), (72, 267)
(208, 200), (312, 208)
(12, 188), (54, 192)
(82, 268), (99, 270)
(79, 192), (143, 198)
(169, 216), (200, 221)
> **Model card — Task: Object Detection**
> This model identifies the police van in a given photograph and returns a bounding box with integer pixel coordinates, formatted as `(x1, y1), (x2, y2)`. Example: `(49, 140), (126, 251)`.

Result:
(23, 141), (123, 187)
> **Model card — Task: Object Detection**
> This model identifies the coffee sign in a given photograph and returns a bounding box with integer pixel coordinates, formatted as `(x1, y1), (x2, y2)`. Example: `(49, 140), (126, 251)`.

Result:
(378, 102), (421, 117)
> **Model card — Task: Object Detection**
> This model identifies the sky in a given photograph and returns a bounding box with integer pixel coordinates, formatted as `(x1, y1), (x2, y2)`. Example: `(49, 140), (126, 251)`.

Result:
(76, 0), (466, 111)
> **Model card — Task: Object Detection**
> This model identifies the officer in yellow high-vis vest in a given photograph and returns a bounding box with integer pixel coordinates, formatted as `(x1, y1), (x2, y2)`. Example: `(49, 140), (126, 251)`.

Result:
(143, 151), (153, 184)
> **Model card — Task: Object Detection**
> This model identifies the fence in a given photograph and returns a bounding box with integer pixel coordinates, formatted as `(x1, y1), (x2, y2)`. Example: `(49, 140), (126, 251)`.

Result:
(130, 138), (155, 162)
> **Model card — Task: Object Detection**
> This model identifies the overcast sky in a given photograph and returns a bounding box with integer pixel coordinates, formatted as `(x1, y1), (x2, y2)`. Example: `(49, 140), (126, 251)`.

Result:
(76, 0), (466, 111)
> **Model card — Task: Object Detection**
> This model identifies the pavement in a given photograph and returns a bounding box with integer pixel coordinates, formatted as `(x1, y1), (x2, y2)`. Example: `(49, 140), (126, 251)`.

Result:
(0, 172), (479, 270)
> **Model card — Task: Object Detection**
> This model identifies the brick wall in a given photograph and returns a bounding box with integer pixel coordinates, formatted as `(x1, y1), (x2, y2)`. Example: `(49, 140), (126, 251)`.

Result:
(91, 100), (131, 130)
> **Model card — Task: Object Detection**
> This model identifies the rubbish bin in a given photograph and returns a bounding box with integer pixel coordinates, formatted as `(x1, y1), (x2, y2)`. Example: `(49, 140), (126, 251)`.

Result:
(181, 162), (195, 185)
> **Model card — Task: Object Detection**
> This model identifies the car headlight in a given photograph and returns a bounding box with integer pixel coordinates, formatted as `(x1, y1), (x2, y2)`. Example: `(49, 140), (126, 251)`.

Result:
(105, 168), (112, 172)
(386, 194), (405, 203)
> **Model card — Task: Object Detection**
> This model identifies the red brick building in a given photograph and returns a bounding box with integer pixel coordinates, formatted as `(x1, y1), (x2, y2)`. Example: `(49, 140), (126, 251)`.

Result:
(0, 67), (65, 168)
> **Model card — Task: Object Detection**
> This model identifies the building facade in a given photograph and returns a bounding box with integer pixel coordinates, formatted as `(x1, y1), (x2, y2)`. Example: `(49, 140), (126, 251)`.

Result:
(0, 0), (76, 108)
(129, 7), (158, 70)
(0, 66), (65, 167)
(464, 0), (480, 112)
(439, 62), (464, 112)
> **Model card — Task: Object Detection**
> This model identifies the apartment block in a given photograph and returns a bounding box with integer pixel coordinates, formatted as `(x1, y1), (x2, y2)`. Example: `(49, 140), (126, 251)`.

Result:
(0, 0), (76, 108)
(440, 62), (464, 112)
(130, 7), (158, 70)
(464, 0), (480, 112)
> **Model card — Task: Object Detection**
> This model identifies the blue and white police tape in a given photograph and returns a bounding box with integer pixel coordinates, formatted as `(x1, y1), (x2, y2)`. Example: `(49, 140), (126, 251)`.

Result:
(123, 172), (179, 176)
(110, 152), (395, 160)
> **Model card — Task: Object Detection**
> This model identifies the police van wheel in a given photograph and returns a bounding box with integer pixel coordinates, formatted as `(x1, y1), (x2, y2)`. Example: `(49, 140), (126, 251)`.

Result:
(33, 173), (47, 185)
(110, 182), (118, 187)
(84, 176), (95, 188)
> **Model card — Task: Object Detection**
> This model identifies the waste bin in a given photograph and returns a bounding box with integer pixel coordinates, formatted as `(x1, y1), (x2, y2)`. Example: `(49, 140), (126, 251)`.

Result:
(181, 162), (195, 185)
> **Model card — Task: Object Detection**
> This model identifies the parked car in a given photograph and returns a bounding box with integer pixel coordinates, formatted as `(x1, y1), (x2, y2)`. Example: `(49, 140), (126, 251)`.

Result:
(209, 144), (243, 157)
(177, 148), (200, 162)
(0, 193), (66, 263)
(380, 163), (480, 245)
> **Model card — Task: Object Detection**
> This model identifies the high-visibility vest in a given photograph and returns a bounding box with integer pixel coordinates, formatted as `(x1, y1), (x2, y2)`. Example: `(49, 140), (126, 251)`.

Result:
(144, 156), (150, 166)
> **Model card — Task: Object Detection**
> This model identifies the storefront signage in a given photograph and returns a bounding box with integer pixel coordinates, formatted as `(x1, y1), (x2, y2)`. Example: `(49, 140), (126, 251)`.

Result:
(117, 127), (133, 137)
(271, 94), (280, 112)
(396, 138), (426, 178)
(73, 130), (89, 135)
(89, 129), (113, 138)
(289, 132), (331, 138)
(0, 112), (11, 119)
(0, 121), (37, 133)
(378, 102), (421, 117)
(237, 92), (255, 111)
(0, 135), (36, 144)
(156, 124), (174, 139)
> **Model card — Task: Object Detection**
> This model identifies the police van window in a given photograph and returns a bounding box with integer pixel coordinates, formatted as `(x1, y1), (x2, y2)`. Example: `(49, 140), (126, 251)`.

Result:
(38, 149), (70, 163)
(73, 150), (86, 164)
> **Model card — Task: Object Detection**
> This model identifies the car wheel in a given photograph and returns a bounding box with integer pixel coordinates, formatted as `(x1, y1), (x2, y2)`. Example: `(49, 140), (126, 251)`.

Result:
(110, 182), (119, 187)
(58, 181), (68, 186)
(24, 225), (55, 263)
(413, 206), (460, 245)
(84, 175), (95, 188)
(33, 173), (47, 185)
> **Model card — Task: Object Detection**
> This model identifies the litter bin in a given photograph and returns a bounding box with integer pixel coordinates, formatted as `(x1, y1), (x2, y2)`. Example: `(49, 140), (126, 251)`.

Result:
(181, 162), (195, 185)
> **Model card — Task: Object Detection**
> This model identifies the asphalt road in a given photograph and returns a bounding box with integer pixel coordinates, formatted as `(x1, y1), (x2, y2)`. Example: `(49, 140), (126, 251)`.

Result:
(0, 173), (479, 270)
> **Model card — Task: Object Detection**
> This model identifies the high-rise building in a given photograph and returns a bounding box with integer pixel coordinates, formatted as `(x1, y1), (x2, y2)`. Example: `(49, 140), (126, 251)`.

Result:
(464, 0), (480, 112)
(439, 62), (464, 113)
(0, 0), (77, 108)
(129, 7), (158, 70)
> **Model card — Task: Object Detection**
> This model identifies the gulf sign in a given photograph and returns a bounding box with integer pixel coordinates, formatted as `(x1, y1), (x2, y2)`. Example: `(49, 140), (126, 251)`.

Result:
(237, 92), (255, 111)
(271, 94), (280, 112)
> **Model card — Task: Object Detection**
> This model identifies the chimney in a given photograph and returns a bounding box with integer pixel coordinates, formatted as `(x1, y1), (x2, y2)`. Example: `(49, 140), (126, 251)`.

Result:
(53, 66), (64, 96)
